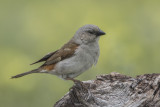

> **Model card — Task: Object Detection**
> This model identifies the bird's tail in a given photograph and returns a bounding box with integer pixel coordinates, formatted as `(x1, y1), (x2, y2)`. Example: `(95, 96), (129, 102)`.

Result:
(11, 69), (39, 79)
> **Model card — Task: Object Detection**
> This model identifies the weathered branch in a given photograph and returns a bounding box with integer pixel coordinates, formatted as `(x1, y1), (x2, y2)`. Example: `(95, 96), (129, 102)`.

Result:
(54, 72), (160, 107)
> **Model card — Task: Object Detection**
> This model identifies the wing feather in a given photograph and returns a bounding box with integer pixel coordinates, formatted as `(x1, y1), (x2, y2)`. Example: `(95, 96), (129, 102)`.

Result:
(42, 41), (79, 67)
(30, 51), (58, 65)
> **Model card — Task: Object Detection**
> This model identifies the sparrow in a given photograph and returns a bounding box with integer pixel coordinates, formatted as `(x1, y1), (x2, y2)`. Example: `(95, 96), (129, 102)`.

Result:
(11, 24), (105, 82)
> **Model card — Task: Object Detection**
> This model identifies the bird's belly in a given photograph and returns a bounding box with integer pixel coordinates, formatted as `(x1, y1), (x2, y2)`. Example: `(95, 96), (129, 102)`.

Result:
(53, 52), (95, 78)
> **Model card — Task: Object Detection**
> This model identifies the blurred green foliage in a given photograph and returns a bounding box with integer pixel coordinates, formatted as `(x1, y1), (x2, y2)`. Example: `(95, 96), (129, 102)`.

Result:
(0, 0), (160, 107)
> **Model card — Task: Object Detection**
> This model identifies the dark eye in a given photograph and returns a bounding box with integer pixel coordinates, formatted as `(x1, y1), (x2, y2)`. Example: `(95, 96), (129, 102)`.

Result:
(88, 30), (95, 34)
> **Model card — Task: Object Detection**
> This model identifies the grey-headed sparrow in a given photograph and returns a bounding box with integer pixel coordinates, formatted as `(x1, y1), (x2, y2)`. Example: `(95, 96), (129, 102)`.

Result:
(12, 24), (105, 82)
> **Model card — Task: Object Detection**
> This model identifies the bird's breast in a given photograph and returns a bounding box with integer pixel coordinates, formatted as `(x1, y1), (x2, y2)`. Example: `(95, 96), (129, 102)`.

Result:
(76, 43), (100, 65)
(53, 43), (100, 76)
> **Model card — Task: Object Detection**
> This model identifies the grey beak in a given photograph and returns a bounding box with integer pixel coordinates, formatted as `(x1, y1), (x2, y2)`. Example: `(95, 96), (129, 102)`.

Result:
(96, 30), (106, 36)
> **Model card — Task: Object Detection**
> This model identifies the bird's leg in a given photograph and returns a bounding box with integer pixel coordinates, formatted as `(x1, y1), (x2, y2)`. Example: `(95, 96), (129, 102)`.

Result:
(66, 78), (83, 84)
(66, 78), (88, 91)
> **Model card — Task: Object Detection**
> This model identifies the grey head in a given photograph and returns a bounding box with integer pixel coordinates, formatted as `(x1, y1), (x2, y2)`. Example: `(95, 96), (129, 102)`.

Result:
(72, 24), (105, 45)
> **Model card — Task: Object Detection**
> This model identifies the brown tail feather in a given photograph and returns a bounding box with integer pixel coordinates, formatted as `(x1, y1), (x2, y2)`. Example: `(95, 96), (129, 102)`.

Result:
(11, 69), (39, 79)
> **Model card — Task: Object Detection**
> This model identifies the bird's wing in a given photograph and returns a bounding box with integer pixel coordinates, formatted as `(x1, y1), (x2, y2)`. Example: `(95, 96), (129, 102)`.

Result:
(42, 41), (79, 67)
(30, 51), (58, 65)
(31, 41), (79, 66)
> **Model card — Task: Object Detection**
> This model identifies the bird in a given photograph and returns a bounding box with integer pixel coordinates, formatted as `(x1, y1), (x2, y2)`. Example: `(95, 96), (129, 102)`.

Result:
(11, 24), (105, 83)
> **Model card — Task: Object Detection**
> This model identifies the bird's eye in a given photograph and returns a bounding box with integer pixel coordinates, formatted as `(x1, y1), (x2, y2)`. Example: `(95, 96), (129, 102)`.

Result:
(88, 30), (95, 34)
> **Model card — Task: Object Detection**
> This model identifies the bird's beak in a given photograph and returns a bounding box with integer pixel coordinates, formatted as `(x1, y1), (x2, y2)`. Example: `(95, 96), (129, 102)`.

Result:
(96, 30), (106, 36)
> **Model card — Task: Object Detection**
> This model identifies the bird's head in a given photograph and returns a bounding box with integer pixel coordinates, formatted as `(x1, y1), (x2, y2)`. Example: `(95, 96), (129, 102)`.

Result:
(72, 24), (105, 44)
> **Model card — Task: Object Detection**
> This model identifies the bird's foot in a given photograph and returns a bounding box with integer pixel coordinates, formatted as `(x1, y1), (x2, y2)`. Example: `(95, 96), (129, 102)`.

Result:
(66, 78), (88, 91)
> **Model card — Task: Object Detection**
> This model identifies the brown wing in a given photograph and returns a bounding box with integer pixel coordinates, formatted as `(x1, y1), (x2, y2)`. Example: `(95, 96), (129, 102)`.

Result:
(41, 41), (79, 69)
(30, 51), (58, 65)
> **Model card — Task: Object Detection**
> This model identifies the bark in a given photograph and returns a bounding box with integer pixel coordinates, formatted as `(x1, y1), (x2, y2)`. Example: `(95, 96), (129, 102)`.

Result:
(54, 72), (160, 107)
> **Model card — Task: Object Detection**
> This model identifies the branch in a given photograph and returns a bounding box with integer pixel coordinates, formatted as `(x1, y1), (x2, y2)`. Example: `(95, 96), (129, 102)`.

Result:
(54, 72), (160, 107)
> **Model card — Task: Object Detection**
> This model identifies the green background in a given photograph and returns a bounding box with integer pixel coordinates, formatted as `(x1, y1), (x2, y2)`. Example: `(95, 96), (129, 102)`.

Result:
(0, 0), (160, 107)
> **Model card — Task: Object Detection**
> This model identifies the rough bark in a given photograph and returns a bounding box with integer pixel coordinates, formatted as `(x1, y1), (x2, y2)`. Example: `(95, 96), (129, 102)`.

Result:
(54, 72), (160, 107)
